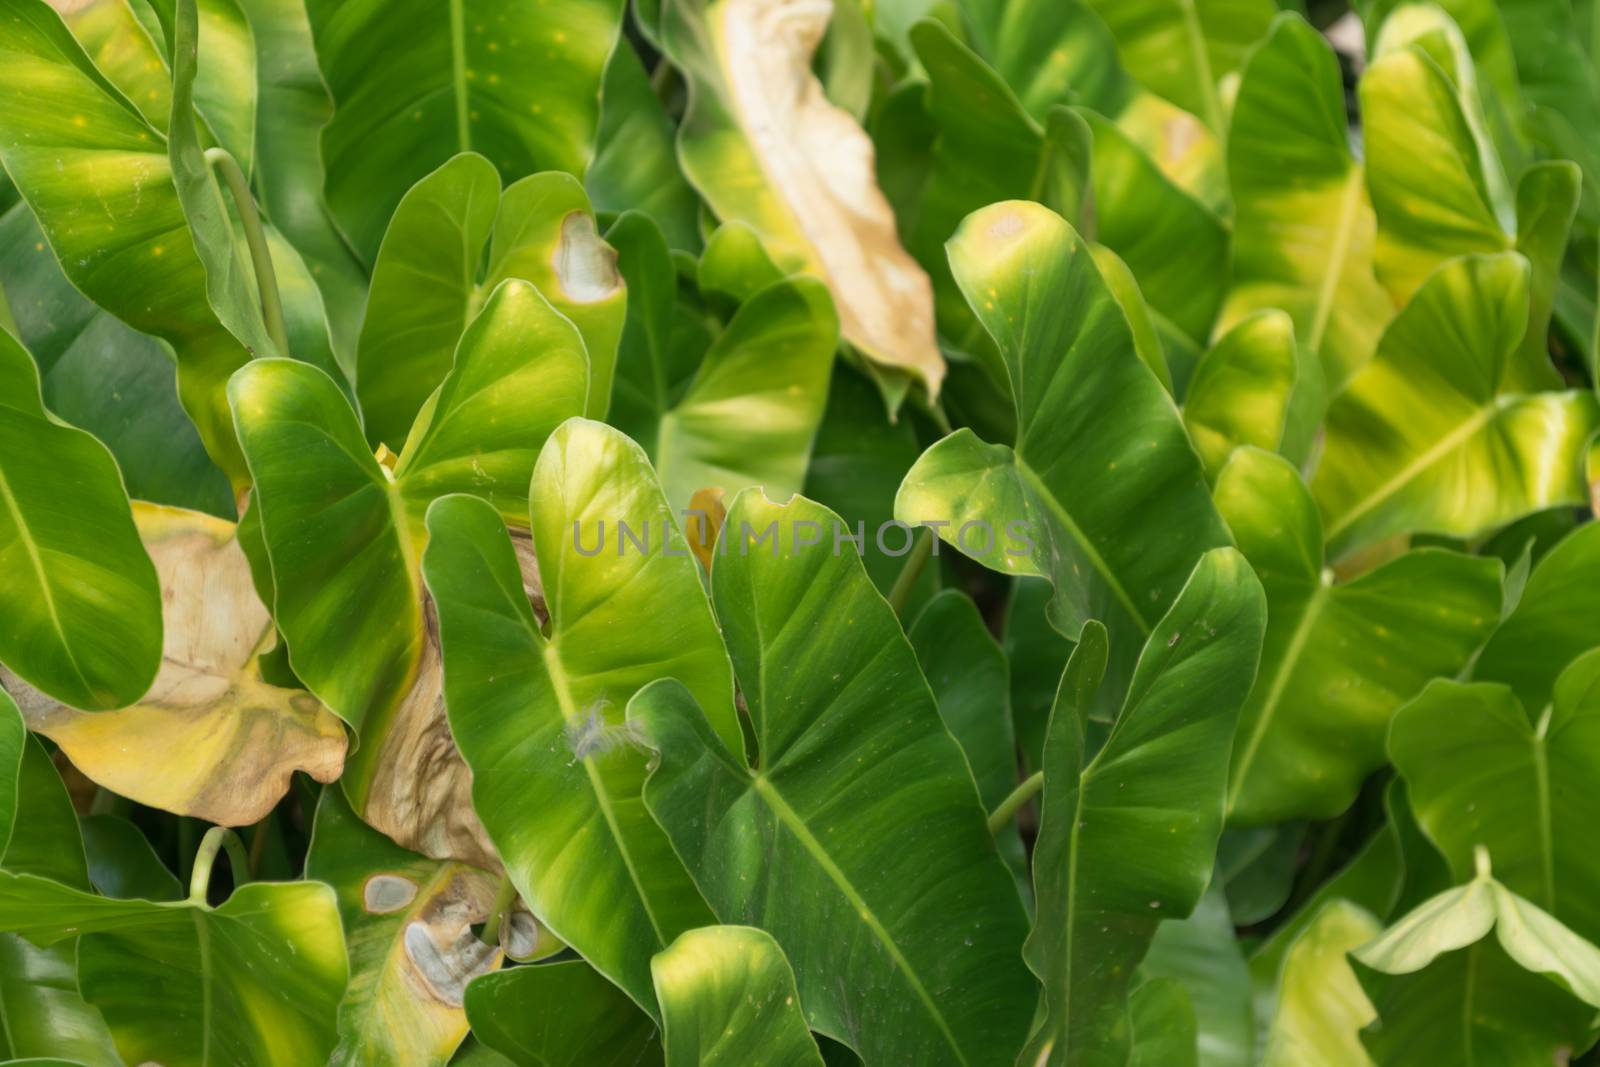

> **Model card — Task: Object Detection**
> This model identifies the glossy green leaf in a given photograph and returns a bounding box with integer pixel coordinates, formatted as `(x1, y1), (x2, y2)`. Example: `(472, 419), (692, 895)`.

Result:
(659, 0), (944, 396)
(1474, 521), (1600, 712)
(1217, 447), (1502, 823)
(1258, 900), (1380, 1067)
(1221, 13), (1393, 389)
(1184, 310), (1322, 480)
(652, 926), (825, 1067)
(1390, 650), (1600, 945)
(895, 201), (1230, 709)
(1353, 856), (1600, 1064)
(422, 419), (738, 1015)
(307, 787), (506, 1067)
(0, 872), (347, 1067)
(79, 814), (183, 902)
(355, 154), (622, 448)
(1021, 548), (1265, 1066)
(1141, 885), (1254, 1067)
(1311, 252), (1599, 556)
(304, 0), (625, 264)
(1127, 978), (1198, 1067)
(0, 931), (121, 1067)
(1081, 0), (1276, 131)
(463, 961), (662, 1067)
(0, 330), (161, 710)
(697, 221), (784, 315)
(631, 490), (1035, 1067)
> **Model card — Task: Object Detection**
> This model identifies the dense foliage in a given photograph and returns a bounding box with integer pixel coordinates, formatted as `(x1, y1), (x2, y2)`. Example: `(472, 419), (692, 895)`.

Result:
(3, 0), (1600, 1063)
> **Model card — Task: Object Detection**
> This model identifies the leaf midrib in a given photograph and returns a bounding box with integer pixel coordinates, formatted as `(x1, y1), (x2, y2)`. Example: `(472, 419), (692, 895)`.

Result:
(747, 774), (970, 1066)
(0, 456), (96, 700)
(448, 0), (469, 154)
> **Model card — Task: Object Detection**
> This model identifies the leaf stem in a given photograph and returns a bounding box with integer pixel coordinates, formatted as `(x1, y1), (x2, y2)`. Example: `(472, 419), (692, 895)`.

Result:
(987, 771), (1043, 835)
(887, 528), (935, 617)
(479, 874), (519, 948)
(204, 147), (289, 357)
(188, 826), (249, 906)
(247, 815), (271, 877)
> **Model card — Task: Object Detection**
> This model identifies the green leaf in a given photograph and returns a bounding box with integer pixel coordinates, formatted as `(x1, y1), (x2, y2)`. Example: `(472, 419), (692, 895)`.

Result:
(304, 0), (625, 264)
(0, 872), (347, 1067)
(1217, 447), (1502, 822)
(1221, 13), (1393, 389)
(659, 0), (944, 396)
(1021, 548), (1265, 1066)
(422, 420), (738, 1016)
(307, 787), (511, 1067)
(10, 503), (346, 824)
(1258, 901), (1380, 1067)
(463, 961), (662, 1067)
(697, 221), (784, 315)
(652, 926), (825, 1067)
(895, 201), (1230, 708)
(0, 330), (162, 710)
(80, 814), (183, 902)
(1081, 0), (1276, 131)
(0, 202), (232, 516)
(1311, 252), (1599, 556)
(0, 931), (122, 1066)
(631, 490), (1035, 1066)
(1184, 310), (1323, 480)
(1128, 978), (1198, 1067)
(1141, 884), (1255, 1067)
(356, 154), (623, 448)
(1353, 857), (1600, 1064)
(1390, 650), (1600, 945)
(1474, 521), (1600, 712)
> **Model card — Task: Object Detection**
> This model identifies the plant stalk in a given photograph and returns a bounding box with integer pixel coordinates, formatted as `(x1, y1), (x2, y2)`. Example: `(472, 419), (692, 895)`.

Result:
(188, 826), (250, 906)
(479, 874), (519, 949)
(887, 528), (935, 617)
(987, 771), (1043, 835)
(205, 147), (289, 357)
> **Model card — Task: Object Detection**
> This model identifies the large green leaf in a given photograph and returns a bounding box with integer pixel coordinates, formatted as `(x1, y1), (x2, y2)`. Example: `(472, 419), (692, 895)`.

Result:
(631, 490), (1035, 1067)
(1311, 252), (1598, 556)
(1021, 548), (1265, 1066)
(303, 0), (625, 264)
(0, 201), (232, 516)
(1353, 855), (1600, 1064)
(422, 419), (737, 1016)
(895, 201), (1230, 708)
(1473, 521), (1600, 712)
(652, 926), (825, 1067)
(1216, 448), (1502, 823)
(355, 153), (622, 449)
(1183, 311), (1322, 480)
(1141, 885), (1254, 1067)
(307, 787), (508, 1067)
(464, 961), (662, 1067)
(0, 330), (161, 710)
(0, 872), (347, 1067)
(1082, 0), (1275, 130)
(1390, 649), (1600, 945)
(79, 814), (183, 902)
(659, 0), (944, 397)
(1221, 13), (1392, 389)
(1257, 900), (1380, 1067)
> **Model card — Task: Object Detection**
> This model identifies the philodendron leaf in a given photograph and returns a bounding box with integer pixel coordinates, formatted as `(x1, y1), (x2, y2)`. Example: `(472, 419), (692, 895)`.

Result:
(422, 419), (738, 1017)
(1022, 548), (1266, 1066)
(1184, 310), (1323, 480)
(1258, 900), (1380, 1067)
(1311, 252), (1599, 556)
(80, 814), (184, 902)
(631, 490), (1035, 1067)
(1127, 978), (1198, 1067)
(0, 872), (347, 1067)
(4, 502), (345, 824)
(355, 153), (622, 449)
(1140, 884), (1254, 1067)
(303, 0), (625, 265)
(696, 221), (784, 314)
(231, 281), (587, 862)
(0, 330), (161, 711)
(463, 961), (662, 1067)
(1474, 521), (1600, 712)
(307, 787), (516, 1067)
(1081, 0), (1276, 132)
(1352, 854), (1600, 1064)
(652, 926), (825, 1067)
(1221, 13), (1392, 389)
(1390, 650), (1600, 946)
(1216, 448), (1502, 823)
(895, 201), (1230, 710)
(659, 0), (944, 398)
